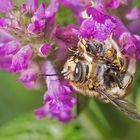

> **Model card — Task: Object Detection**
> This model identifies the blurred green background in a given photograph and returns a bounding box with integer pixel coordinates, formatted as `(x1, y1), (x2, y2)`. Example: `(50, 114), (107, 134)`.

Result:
(1, 0), (140, 140)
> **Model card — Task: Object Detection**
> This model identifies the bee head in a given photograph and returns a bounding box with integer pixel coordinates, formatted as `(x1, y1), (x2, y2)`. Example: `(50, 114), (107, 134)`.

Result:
(62, 57), (90, 83)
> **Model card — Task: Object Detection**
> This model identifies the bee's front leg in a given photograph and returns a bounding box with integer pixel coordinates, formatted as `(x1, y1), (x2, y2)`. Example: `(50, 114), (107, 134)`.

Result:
(103, 69), (124, 89)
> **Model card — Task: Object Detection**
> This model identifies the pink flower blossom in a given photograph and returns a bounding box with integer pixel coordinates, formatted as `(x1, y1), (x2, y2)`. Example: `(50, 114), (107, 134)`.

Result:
(0, 0), (59, 87)
(0, 41), (20, 56)
(25, 0), (38, 12)
(125, 7), (140, 20)
(10, 45), (33, 72)
(0, 0), (13, 13)
(119, 32), (137, 56)
(18, 63), (39, 89)
(106, 0), (132, 9)
(39, 43), (51, 56)
(34, 61), (76, 122)
(79, 8), (116, 41)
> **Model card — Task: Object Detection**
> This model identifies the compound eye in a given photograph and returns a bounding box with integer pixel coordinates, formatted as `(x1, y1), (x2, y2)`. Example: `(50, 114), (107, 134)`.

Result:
(74, 62), (82, 82)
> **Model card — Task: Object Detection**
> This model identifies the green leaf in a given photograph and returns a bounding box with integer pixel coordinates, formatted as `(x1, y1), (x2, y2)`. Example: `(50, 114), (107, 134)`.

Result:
(0, 113), (93, 140)
(56, 6), (76, 25)
(0, 71), (44, 126)
(135, 0), (140, 7)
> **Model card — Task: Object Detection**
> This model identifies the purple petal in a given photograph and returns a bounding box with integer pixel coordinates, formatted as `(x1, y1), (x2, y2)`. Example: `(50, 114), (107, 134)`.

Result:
(25, 0), (38, 12)
(0, 29), (14, 43)
(106, 0), (132, 9)
(45, 0), (59, 21)
(18, 68), (37, 83)
(119, 32), (136, 55)
(0, 56), (12, 71)
(133, 35), (140, 59)
(79, 8), (116, 41)
(33, 3), (46, 20)
(23, 82), (36, 90)
(87, 7), (114, 23)
(112, 17), (130, 39)
(52, 25), (79, 61)
(127, 20), (140, 34)
(52, 25), (78, 45)
(125, 7), (140, 20)
(106, 0), (121, 9)
(0, 18), (7, 27)
(39, 43), (51, 56)
(61, 0), (90, 10)
(28, 20), (45, 33)
(10, 45), (33, 72)
(94, 0), (106, 13)
(134, 35), (140, 42)
(18, 65), (39, 89)
(34, 105), (47, 119)
(0, 0), (13, 13)
(0, 41), (20, 56)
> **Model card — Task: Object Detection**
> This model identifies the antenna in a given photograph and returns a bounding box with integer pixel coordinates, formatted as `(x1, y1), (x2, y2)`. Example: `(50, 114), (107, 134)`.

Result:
(40, 71), (67, 77)
(40, 73), (59, 77)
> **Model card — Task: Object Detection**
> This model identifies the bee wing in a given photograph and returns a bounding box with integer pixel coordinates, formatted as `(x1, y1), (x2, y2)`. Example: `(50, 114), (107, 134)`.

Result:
(96, 89), (140, 122)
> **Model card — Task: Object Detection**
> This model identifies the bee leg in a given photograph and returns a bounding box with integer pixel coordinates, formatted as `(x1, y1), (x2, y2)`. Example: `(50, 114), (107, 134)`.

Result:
(104, 69), (124, 89)
(109, 69), (124, 89)
(121, 73), (133, 89)
(115, 71), (133, 89)
(115, 72), (124, 89)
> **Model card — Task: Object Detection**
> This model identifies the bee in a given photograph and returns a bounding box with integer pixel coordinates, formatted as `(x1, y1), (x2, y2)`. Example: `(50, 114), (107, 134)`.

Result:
(62, 35), (140, 122)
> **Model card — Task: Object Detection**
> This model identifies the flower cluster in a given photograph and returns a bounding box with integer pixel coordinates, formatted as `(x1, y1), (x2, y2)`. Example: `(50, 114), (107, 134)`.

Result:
(0, 0), (59, 89)
(0, 0), (140, 122)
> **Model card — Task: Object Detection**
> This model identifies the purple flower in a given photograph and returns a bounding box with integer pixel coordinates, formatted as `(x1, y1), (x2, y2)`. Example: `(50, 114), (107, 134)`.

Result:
(134, 35), (140, 59)
(1, 0), (59, 42)
(33, 3), (46, 20)
(106, 0), (132, 9)
(18, 68), (37, 83)
(78, 8), (116, 41)
(52, 25), (78, 46)
(61, 0), (90, 11)
(52, 25), (79, 61)
(0, 0), (13, 13)
(0, 29), (14, 43)
(18, 63), (39, 89)
(28, 20), (45, 33)
(10, 45), (33, 72)
(125, 7), (140, 20)
(39, 43), (51, 56)
(127, 20), (140, 34)
(34, 61), (76, 122)
(93, 0), (106, 12)
(45, 0), (59, 20)
(0, 56), (12, 71)
(119, 32), (137, 56)
(0, 18), (7, 27)
(25, 0), (38, 12)
(27, 3), (47, 33)
(0, 0), (59, 88)
(0, 41), (20, 56)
